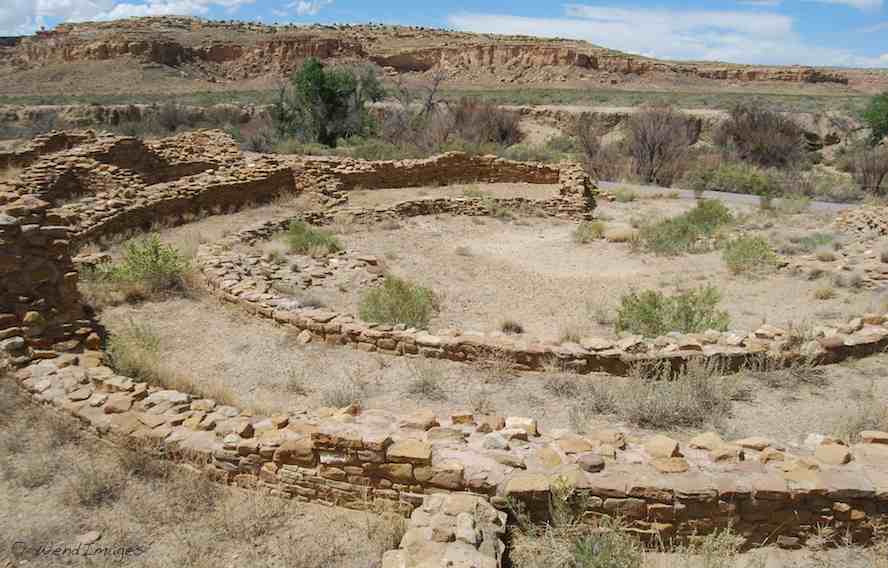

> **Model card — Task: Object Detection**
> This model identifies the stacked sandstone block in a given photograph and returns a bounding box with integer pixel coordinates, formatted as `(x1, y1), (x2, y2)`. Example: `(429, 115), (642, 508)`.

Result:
(382, 493), (507, 568)
(0, 129), (98, 170)
(9, 353), (888, 550)
(291, 152), (597, 216)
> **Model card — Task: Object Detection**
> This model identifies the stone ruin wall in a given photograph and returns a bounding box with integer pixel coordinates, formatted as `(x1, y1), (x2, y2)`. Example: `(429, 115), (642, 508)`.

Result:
(3, 130), (888, 566)
(198, 214), (888, 377)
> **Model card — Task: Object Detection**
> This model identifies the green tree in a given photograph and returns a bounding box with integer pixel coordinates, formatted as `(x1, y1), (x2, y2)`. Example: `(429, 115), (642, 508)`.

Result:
(863, 92), (888, 146)
(275, 58), (384, 147)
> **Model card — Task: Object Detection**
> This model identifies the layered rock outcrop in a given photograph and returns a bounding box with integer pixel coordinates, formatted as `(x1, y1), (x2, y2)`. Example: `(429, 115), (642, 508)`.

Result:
(1, 16), (871, 89)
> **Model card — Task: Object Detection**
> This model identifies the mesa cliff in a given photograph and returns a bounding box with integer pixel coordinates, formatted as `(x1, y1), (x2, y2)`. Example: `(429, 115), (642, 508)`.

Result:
(1, 16), (885, 95)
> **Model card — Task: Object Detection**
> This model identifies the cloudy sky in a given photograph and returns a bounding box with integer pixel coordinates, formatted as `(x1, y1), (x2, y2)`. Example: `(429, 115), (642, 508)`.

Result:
(2, 0), (887, 68)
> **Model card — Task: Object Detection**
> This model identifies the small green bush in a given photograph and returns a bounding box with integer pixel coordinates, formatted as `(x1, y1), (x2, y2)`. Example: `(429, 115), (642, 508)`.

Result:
(791, 232), (835, 254)
(572, 530), (643, 568)
(359, 275), (438, 328)
(616, 285), (730, 337)
(285, 220), (341, 256)
(87, 234), (190, 299)
(685, 162), (780, 197)
(573, 221), (606, 243)
(863, 92), (888, 146)
(612, 187), (638, 202)
(723, 236), (778, 275)
(636, 199), (733, 255)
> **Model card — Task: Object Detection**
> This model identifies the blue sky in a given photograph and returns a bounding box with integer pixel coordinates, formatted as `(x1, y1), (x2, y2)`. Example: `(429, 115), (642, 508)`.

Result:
(3, 1), (887, 67)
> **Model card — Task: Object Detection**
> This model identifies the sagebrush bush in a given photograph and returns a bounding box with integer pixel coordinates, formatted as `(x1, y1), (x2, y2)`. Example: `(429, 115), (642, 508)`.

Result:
(715, 103), (805, 168)
(616, 285), (730, 337)
(619, 360), (741, 429)
(626, 105), (697, 186)
(285, 220), (341, 256)
(81, 234), (191, 307)
(847, 147), (888, 195)
(573, 221), (606, 243)
(723, 236), (778, 275)
(359, 275), (438, 328)
(685, 161), (780, 197)
(636, 199), (733, 255)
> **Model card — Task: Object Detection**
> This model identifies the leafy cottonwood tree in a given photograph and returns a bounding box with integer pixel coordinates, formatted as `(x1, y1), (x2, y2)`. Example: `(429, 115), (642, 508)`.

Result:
(274, 58), (385, 146)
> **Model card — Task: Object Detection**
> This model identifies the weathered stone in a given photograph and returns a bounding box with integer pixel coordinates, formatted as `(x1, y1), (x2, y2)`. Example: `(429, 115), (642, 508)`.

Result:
(504, 473), (550, 497)
(505, 416), (538, 437)
(861, 431), (888, 445)
(273, 437), (316, 466)
(652, 457), (690, 474)
(388, 439), (432, 464)
(103, 393), (133, 414)
(689, 432), (724, 451)
(576, 453), (605, 473)
(644, 435), (681, 459)
(815, 443), (852, 466)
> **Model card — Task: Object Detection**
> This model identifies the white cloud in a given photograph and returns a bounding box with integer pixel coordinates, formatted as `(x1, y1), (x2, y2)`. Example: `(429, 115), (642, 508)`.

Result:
(447, 5), (888, 68)
(806, 0), (882, 9)
(290, 0), (333, 17)
(859, 21), (888, 32)
(0, 0), (254, 35)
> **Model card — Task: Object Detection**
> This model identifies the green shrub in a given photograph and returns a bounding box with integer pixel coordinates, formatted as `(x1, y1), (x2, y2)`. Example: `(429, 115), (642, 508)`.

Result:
(498, 143), (559, 163)
(722, 236), (778, 275)
(612, 186), (639, 202)
(863, 92), (888, 146)
(359, 275), (438, 328)
(616, 285), (730, 337)
(619, 360), (741, 429)
(85, 235), (190, 303)
(685, 162), (780, 197)
(572, 530), (643, 568)
(274, 58), (384, 147)
(715, 103), (805, 168)
(636, 199), (733, 255)
(285, 220), (341, 256)
(792, 232), (835, 254)
(573, 221), (606, 243)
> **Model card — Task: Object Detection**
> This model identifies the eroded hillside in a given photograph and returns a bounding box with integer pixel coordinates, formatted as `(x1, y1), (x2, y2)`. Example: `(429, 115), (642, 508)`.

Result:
(2, 16), (887, 96)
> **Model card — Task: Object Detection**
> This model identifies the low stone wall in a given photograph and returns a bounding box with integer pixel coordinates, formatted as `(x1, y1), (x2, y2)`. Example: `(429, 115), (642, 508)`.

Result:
(197, 214), (888, 376)
(289, 153), (596, 215)
(9, 353), (888, 554)
(0, 129), (98, 170)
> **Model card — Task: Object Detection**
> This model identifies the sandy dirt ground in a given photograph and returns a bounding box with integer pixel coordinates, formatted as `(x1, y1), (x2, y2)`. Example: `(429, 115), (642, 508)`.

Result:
(100, 294), (888, 450)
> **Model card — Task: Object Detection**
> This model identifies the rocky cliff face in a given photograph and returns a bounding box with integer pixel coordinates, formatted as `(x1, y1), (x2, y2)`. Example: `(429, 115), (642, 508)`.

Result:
(0, 16), (869, 89)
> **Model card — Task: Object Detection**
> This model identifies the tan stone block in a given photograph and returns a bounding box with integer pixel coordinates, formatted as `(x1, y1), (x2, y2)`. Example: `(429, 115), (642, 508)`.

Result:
(652, 457), (689, 474)
(273, 437), (316, 466)
(861, 431), (888, 445)
(588, 429), (626, 449)
(556, 434), (595, 454)
(644, 435), (681, 458)
(689, 431), (724, 451)
(504, 473), (550, 497)
(815, 443), (852, 466)
(387, 439), (432, 464)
